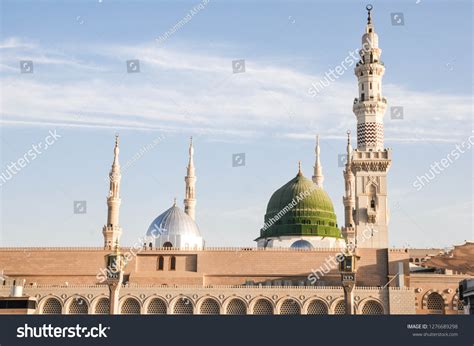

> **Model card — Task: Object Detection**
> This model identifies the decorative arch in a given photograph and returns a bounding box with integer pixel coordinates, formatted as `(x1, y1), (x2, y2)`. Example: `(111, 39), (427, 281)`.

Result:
(250, 297), (274, 315)
(304, 298), (329, 315)
(40, 295), (63, 315)
(330, 298), (346, 315)
(91, 296), (110, 315)
(65, 295), (89, 315)
(358, 298), (385, 315)
(422, 290), (447, 313)
(197, 296), (220, 315)
(119, 296), (142, 315)
(144, 296), (168, 314)
(276, 297), (301, 315)
(223, 297), (247, 315)
(171, 295), (194, 315)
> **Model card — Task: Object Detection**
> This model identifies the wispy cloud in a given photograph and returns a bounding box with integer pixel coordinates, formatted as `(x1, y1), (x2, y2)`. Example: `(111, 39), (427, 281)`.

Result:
(1, 38), (471, 143)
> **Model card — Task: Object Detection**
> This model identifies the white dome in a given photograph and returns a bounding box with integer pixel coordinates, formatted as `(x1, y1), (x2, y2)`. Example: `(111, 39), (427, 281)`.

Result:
(146, 204), (204, 249)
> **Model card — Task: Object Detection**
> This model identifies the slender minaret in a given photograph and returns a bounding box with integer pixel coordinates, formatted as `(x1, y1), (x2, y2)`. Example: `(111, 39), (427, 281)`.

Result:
(102, 135), (123, 249)
(184, 137), (196, 220)
(353, 5), (387, 151)
(350, 5), (391, 248)
(312, 135), (324, 188)
(342, 131), (355, 245)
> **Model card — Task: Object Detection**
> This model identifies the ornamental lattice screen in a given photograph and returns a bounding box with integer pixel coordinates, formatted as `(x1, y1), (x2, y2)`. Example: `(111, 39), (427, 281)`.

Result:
(42, 298), (62, 314)
(68, 297), (88, 314)
(199, 298), (220, 314)
(147, 298), (167, 314)
(253, 299), (273, 315)
(226, 299), (247, 315)
(121, 298), (141, 314)
(307, 300), (328, 314)
(94, 298), (110, 314)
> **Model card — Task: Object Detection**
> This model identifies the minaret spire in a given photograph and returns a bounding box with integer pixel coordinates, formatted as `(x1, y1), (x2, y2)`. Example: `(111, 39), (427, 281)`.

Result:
(102, 135), (123, 249)
(312, 135), (324, 188)
(366, 4), (373, 24)
(184, 137), (197, 220)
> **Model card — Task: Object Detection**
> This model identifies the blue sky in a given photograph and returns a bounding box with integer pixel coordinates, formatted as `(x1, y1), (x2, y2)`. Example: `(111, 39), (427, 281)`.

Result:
(0, 0), (472, 248)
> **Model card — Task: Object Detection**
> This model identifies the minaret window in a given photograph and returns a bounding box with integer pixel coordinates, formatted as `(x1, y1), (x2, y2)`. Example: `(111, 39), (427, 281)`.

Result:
(370, 82), (372, 89)
(370, 198), (376, 209)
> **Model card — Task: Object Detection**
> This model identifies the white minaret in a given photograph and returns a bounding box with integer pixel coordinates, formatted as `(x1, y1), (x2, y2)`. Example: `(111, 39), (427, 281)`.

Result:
(184, 137), (196, 220)
(342, 130), (355, 245)
(102, 135), (123, 249)
(312, 135), (324, 188)
(351, 5), (391, 248)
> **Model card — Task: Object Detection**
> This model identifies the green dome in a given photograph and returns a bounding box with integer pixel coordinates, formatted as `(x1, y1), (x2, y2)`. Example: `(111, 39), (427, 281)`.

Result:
(258, 171), (342, 240)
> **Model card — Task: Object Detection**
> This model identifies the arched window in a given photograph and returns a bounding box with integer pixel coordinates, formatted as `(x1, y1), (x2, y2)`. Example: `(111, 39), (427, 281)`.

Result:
(158, 256), (164, 270)
(147, 298), (167, 314)
(370, 198), (375, 209)
(199, 298), (220, 314)
(252, 299), (273, 315)
(226, 299), (247, 315)
(361, 300), (384, 315)
(94, 298), (110, 314)
(307, 300), (328, 314)
(68, 297), (88, 314)
(426, 292), (444, 313)
(121, 298), (140, 314)
(173, 298), (193, 314)
(333, 300), (346, 315)
(170, 256), (176, 271)
(279, 299), (300, 315)
(163, 242), (173, 248)
(42, 297), (62, 314)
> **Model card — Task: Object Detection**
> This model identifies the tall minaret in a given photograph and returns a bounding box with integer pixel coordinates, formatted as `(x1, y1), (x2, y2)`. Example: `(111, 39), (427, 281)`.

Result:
(342, 131), (355, 245)
(350, 5), (391, 248)
(184, 137), (196, 220)
(312, 135), (324, 188)
(102, 135), (123, 249)
(353, 5), (387, 151)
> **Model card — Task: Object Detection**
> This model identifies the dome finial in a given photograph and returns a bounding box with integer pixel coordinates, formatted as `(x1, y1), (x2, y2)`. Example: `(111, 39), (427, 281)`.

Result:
(173, 197), (177, 206)
(297, 161), (302, 176)
(366, 4), (373, 24)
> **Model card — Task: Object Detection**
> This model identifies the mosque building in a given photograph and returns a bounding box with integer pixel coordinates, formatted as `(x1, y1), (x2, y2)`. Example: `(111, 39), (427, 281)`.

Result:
(0, 5), (472, 316)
